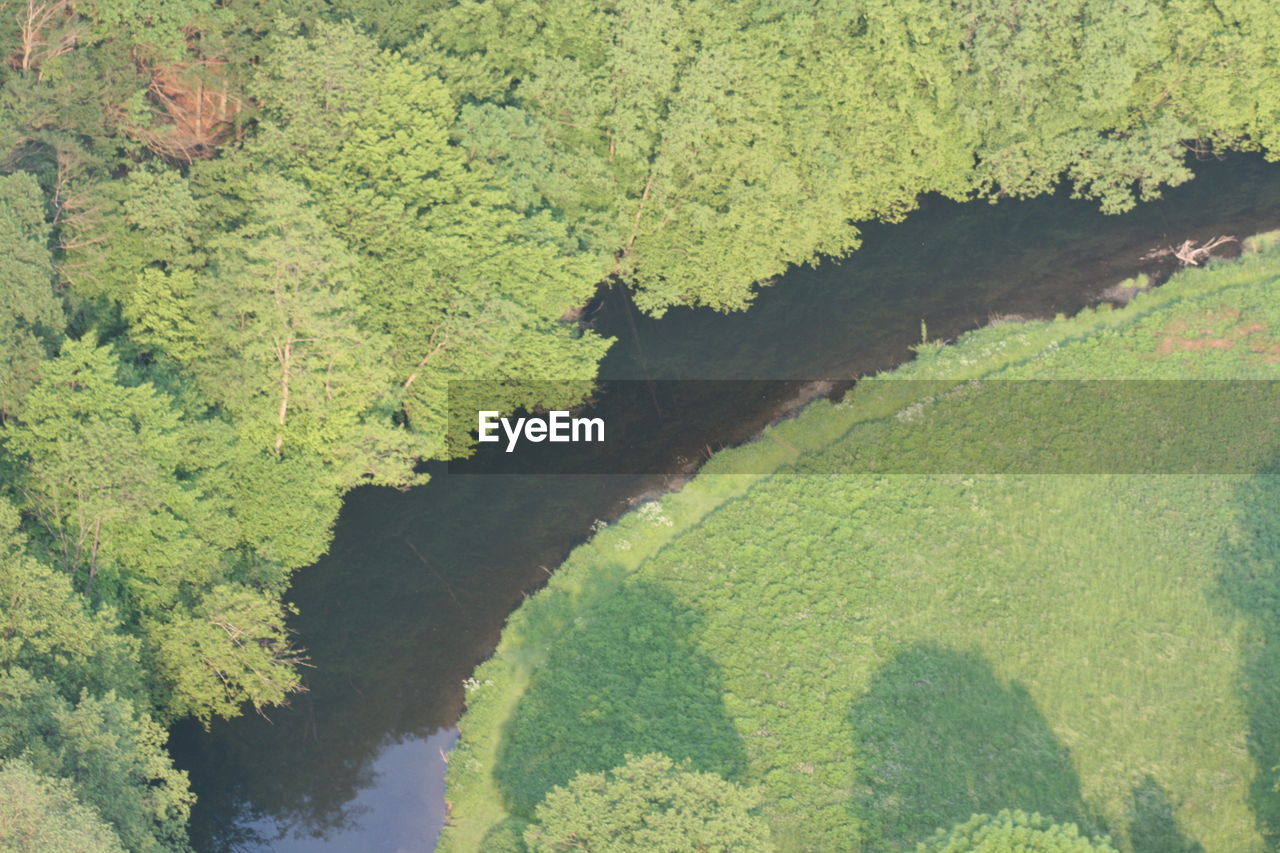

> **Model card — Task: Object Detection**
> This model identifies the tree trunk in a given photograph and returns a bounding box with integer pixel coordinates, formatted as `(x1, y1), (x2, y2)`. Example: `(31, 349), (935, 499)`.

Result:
(275, 339), (292, 455)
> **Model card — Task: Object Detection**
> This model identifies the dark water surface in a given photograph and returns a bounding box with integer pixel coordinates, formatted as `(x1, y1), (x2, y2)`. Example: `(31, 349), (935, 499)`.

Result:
(171, 156), (1280, 852)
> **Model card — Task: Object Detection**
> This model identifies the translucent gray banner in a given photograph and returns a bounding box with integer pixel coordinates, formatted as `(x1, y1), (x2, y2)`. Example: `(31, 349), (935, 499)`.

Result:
(445, 380), (1280, 475)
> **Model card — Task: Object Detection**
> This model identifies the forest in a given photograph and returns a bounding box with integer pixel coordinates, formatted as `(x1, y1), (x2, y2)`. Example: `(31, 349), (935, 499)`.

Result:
(1, 0), (1280, 849)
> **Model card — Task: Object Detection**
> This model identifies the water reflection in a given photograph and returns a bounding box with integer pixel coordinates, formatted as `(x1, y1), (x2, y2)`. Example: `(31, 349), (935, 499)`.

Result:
(215, 731), (457, 853)
(171, 155), (1280, 851)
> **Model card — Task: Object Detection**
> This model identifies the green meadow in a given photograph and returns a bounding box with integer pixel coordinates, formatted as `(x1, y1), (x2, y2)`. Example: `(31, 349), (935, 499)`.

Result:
(442, 239), (1280, 852)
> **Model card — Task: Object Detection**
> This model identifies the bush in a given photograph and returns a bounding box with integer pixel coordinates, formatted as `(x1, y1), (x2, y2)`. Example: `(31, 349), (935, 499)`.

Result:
(524, 753), (773, 852)
(918, 810), (1118, 853)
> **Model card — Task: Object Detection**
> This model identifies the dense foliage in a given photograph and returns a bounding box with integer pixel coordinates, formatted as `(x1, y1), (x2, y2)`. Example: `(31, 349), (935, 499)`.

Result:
(918, 811), (1118, 853)
(443, 247), (1280, 852)
(2, 0), (1280, 846)
(0, 758), (127, 853)
(426, 0), (1280, 312)
(523, 753), (774, 853)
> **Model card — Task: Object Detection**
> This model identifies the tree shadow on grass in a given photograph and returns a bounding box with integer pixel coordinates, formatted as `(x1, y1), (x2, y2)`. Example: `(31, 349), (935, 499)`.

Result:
(850, 644), (1102, 849)
(495, 579), (748, 818)
(1127, 775), (1202, 853)
(1215, 472), (1280, 846)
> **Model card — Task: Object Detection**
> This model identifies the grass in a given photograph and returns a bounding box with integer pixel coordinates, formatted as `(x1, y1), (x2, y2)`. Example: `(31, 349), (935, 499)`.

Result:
(440, 235), (1280, 852)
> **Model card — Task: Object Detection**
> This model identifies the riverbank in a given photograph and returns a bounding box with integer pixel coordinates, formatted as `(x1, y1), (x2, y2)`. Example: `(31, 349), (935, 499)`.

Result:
(173, 156), (1280, 852)
(440, 234), (1280, 851)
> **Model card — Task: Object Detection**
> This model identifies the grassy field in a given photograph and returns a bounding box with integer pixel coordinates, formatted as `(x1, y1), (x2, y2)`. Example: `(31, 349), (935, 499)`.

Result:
(441, 237), (1280, 852)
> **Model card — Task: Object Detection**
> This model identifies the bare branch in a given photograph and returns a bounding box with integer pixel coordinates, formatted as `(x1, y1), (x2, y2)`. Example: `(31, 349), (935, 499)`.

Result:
(1141, 235), (1237, 266)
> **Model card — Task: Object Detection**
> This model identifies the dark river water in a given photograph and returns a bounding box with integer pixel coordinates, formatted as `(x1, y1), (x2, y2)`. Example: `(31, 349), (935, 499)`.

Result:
(171, 155), (1280, 852)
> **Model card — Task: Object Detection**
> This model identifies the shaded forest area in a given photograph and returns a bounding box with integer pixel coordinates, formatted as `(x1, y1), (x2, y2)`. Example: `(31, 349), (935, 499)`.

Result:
(2, 0), (1280, 848)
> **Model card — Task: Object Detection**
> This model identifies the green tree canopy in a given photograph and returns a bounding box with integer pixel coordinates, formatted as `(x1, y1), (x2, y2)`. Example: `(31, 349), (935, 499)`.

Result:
(425, 0), (1280, 313)
(0, 499), (145, 705)
(0, 172), (62, 419)
(3, 337), (218, 601)
(0, 506), (189, 850)
(524, 753), (774, 853)
(2, 339), (303, 721)
(171, 173), (391, 462)
(918, 810), (1119, 853)
(239, 21), (610, 449)
(0, 758), (126, 853)
(148, 582), (304, 723)
(0, 668), (192, 852)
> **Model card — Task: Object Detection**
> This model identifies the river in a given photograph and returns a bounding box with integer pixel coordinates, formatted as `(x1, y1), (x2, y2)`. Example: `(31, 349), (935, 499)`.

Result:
(170, 154), (1280, 852)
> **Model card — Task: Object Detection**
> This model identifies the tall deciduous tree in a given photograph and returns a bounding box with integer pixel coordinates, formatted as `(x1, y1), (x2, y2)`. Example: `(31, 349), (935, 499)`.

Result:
(243, 22), (610, 450)
(2, 340), (302, 721)
(196, 175), (389, 460)
(3, 337), (214, 601)
(0, 668), (193, 852)
(148, 582), (303, 723)
(0, 172), (62, 419)
(0, 499), (145, 705)
(0, 758), (127, 853)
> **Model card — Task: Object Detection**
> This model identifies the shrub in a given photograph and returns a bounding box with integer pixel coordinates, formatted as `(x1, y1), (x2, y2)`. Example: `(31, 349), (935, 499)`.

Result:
(524, 753), (773, 852)
(918, 810), (1118, 853)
